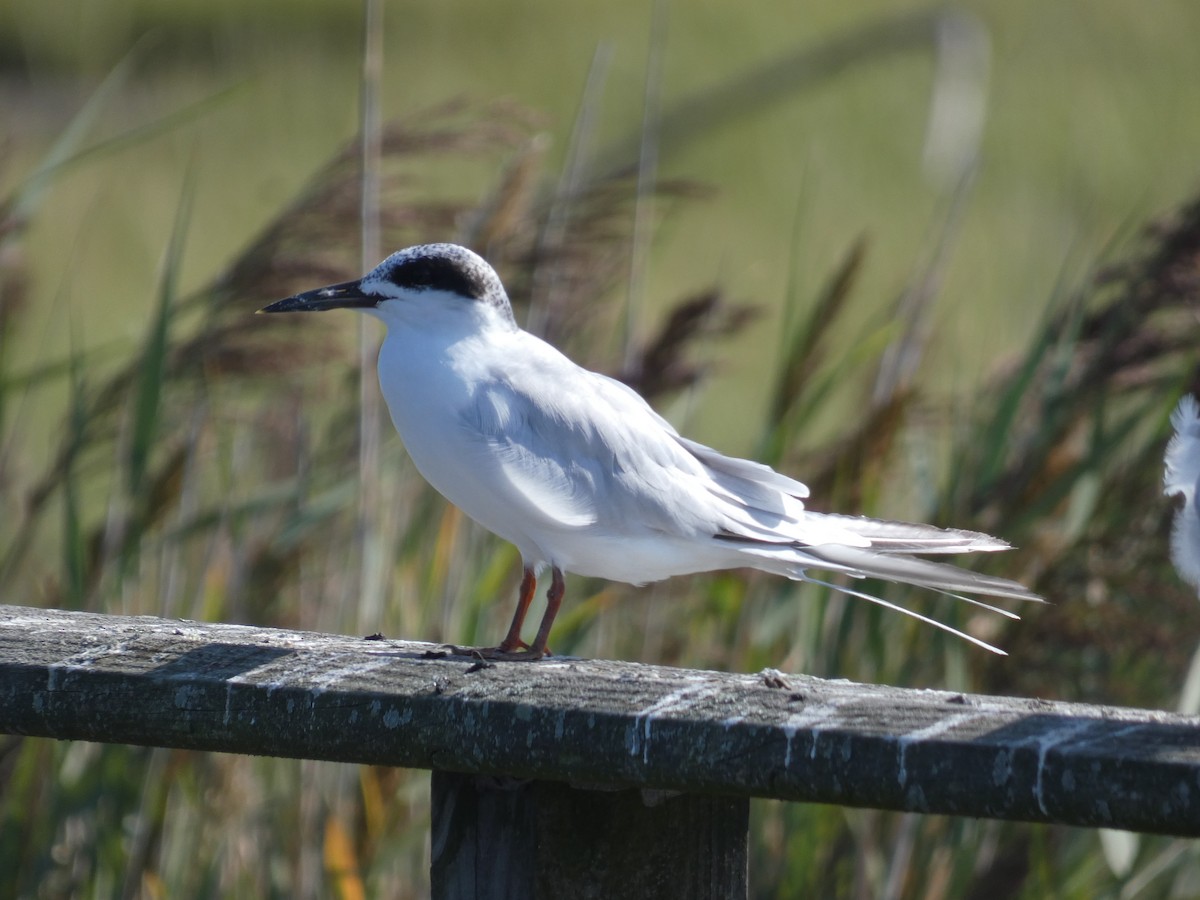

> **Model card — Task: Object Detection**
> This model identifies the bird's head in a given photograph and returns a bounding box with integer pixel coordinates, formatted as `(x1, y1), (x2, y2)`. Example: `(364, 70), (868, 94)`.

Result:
(259, 243), (516, 330)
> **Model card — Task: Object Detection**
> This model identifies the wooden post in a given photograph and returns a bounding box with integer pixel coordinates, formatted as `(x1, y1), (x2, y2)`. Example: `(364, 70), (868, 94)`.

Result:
(430, 772), (748, 900)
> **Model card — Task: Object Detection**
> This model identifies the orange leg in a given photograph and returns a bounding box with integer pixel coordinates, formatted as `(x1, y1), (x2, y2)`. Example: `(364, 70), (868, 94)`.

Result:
(444, 566), (562, 661)
(524, 567), (564, 660)
(497, 567), (537, 653)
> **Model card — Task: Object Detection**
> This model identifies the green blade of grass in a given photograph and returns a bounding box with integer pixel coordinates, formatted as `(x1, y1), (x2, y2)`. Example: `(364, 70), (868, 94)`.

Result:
(62, 338), (90, 609)
(8, 51), (138, 225)
(127, 169), (195, 499)
(10, 43), (241, 224)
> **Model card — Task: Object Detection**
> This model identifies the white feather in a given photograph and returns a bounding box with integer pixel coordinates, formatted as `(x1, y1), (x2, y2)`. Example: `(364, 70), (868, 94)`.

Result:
(1165, 395), (1200, 590)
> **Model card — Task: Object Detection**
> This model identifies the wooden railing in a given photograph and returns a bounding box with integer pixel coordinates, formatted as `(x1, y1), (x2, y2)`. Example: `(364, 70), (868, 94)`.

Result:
(2, 604), (1198, 898)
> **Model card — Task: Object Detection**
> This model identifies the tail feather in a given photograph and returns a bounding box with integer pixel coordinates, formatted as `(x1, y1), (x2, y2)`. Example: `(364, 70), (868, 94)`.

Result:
(703, 453), (1043, 648)
(793, 542), (1041, 602)
(802, 575), (1013, 655)
(807, 512), (1011, 554)
(726, 519), (1042, 653)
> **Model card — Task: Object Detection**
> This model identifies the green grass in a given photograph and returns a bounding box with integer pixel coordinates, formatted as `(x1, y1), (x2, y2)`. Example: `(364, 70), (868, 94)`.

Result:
(3, 1), (1200, 897)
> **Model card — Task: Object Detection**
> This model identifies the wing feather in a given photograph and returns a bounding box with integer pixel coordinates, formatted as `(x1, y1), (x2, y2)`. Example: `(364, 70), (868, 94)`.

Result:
(458, 368), (717, 538)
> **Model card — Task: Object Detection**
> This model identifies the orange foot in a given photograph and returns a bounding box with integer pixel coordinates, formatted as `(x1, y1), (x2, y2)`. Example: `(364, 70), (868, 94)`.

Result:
(442, 642), (553, 662)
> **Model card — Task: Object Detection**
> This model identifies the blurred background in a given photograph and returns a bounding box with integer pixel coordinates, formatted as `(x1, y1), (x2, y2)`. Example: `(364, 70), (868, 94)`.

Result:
(3, 0), (1200, 896)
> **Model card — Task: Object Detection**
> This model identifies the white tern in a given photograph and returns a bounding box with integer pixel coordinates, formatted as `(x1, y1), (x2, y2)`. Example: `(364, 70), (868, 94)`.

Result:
(261, 243), (1041, 659)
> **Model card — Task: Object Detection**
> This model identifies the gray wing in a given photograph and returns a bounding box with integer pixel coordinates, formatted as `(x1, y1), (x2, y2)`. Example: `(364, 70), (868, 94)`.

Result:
(456, 362), (873, 547)
(456, 367), (714, 536)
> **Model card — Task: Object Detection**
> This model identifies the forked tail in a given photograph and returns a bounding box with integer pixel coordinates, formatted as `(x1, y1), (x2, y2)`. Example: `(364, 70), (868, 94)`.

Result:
(722, 513), (1044, 654)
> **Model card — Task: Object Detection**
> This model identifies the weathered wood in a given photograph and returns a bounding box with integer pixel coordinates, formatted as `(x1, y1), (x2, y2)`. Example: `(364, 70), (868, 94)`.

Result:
(430, 773), (748, 899)
(2, 604), (1199, 836)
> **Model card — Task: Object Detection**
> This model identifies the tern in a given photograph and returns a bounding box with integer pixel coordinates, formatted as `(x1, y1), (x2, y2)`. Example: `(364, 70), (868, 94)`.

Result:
(1165, 394), (1200, 592)
(261, 243), (1041, 660)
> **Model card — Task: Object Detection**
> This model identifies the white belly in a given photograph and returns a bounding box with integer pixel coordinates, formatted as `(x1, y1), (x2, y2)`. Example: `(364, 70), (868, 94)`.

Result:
(373, 325), (746, 583)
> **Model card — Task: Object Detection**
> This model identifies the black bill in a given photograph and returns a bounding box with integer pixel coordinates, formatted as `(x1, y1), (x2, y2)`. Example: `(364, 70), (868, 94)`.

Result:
(258, 279), (377, 313)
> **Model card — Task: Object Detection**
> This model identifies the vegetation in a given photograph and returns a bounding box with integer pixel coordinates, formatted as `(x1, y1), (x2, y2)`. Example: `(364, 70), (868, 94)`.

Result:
(2, 2), (1200, 897)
